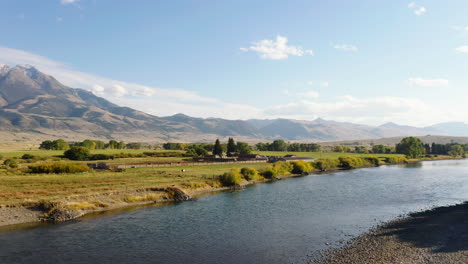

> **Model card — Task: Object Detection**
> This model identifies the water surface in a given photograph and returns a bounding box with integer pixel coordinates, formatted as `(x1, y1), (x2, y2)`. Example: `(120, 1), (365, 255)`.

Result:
(1, 159), (467, 264)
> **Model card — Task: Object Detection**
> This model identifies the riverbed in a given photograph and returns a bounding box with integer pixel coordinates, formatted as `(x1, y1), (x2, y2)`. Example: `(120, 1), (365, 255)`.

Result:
(0, 159), (467, 264)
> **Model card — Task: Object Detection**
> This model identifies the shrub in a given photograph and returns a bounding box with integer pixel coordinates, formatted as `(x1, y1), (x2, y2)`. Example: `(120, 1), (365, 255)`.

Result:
(272, 161), (293, 175)
(220, 169), (242, 186)
(313, 159), (340, 172)
(28, 163), (91, 174)
(21, 154), (35, 160)
(89, 154), (115, 160)
(64, 147), (90, 161)
(240, 167), (259, 181)
(261, 168), (278, 179)
(384, 156), (408, 164)
(290, 160), (313, 174)
(338, 156), (366, 169)
(364, 157), (380, 166)
(3, 158), (18, 168)
(0, 154), (3, 160)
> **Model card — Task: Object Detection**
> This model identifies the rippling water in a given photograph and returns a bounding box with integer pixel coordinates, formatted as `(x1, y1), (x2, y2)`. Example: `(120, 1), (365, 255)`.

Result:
(1, 159), (467, 264)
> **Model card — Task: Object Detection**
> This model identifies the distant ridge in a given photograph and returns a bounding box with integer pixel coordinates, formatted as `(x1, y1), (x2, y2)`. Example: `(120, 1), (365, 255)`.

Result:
(0, 64), (466, 143)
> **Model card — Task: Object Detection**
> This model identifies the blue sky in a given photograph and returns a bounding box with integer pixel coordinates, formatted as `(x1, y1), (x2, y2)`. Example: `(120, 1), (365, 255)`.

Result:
(1, 0), (468, 126)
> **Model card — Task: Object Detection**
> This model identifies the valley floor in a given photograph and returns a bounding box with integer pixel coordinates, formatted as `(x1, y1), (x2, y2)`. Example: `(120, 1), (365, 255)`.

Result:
(317, 202), (468, 264)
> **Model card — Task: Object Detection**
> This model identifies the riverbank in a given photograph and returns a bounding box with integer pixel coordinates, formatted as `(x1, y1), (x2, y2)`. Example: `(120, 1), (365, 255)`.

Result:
(0, 156), (461, 228)
(316, 202), (468, 264)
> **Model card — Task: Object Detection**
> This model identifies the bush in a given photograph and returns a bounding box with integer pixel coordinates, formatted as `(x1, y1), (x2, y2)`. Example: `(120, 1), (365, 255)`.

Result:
(272, 161), (293, 175)
(0, 154), (3, 160)
(21, 154), (35, 160)
(240, 167), (260, 181)
(220, 169), (242, 186)
(338, 156), (366, 169)
(89, 154), (115, 160)
(28, 163), (91, 174)
(313, 159), (340, 172)
(3, 159), (18, 168)
(384, 156), (408, 164)
(364, 157), (380, 166)
(290, 160), (313, 174)
(64, 147), (90, 161)
(261, 168), (278, 179)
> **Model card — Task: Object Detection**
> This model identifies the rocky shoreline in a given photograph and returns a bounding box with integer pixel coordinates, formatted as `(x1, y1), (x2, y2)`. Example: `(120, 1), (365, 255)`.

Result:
(315, 202), (468, 264)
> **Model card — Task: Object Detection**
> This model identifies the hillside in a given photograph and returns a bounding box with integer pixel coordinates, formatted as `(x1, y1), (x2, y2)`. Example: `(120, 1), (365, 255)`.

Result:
(0, 64), (466, 144)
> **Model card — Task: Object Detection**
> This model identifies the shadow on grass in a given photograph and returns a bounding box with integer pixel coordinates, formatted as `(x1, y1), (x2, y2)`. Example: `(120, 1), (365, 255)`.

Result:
(377, 202), (468, 253)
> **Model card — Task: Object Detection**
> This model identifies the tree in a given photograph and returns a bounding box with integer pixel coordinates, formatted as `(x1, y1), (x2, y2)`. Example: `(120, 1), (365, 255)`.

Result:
(236, 142), (252, 154)
(126, 142), (142, 149)
(271, 139), (287, 151)
(81, 140), (97, 150)
(396, 137), (425, 158)
(448, 144), (465, 157)
(226, 137), (237, 156)
(213, 139), (223, 156)
(64, 146), (90, 161)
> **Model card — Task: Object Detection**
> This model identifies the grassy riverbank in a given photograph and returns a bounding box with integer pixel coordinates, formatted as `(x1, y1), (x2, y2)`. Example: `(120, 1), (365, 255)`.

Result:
(0, 148), (458, 227)
(317, 202), (468, 264)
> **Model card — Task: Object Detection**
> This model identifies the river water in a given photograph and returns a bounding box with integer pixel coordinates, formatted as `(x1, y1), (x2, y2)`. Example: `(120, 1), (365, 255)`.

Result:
(1, 159), (467, 264)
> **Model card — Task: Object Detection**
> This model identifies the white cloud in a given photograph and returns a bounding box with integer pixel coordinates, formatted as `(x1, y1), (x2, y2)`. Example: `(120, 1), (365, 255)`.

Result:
(408, 2), (427, 16)
(414, 7), (427, 16)
(60, 0), (79, 4)
(241, 35), (314, 60)
(408, 77), (449, 87)
(455, 46), (468, 53)
(320, 81), (329, 87)
(333, 44), (358, 52)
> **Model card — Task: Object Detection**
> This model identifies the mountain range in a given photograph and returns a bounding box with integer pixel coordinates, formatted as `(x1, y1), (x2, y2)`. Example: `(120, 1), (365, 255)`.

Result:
(0, 64), (467, 143)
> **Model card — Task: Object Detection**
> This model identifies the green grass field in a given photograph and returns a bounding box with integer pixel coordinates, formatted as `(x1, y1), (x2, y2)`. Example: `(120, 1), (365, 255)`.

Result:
(0, 147), (408, 206)
(0, 163), (273, 205)
(256, 151), (405, 160)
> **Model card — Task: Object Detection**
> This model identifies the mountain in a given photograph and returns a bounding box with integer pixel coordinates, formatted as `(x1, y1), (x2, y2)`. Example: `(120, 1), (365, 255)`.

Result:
(0, 64), (466, 143)
(425, 122), (468, 137)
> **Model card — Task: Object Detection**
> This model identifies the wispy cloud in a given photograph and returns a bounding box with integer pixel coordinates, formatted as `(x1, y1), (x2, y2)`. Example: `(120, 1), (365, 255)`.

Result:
(333, 44), (358, 52)
(240, 35), (314, 60)
(408, 77), (449, 87)
(455, 46), (468, 53)
(60, 0), (79, 4)
(408, 2), (427, 16)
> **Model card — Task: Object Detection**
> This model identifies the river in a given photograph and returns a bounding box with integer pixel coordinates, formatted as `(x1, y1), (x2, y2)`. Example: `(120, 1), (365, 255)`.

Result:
(1, 159), (467, 264)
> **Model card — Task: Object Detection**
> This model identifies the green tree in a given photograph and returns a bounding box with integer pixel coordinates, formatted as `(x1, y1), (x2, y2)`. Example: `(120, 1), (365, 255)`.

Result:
(64, 146), (91, 161)
(448, 144), (465, 157)
(396, 137), (425, 158)
(213, 139), (223, 156)
(226, 137), (237, 156)
(53, 139), (70, 150)
(271, 139), (287, 151)
(236, 142), (252, 154)
(81, 139), (97, 150)
(39, 140), (53, 150)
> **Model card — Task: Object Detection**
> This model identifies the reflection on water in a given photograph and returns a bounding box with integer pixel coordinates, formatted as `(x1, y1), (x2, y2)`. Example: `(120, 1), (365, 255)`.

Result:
(0, 159), (467, 264)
